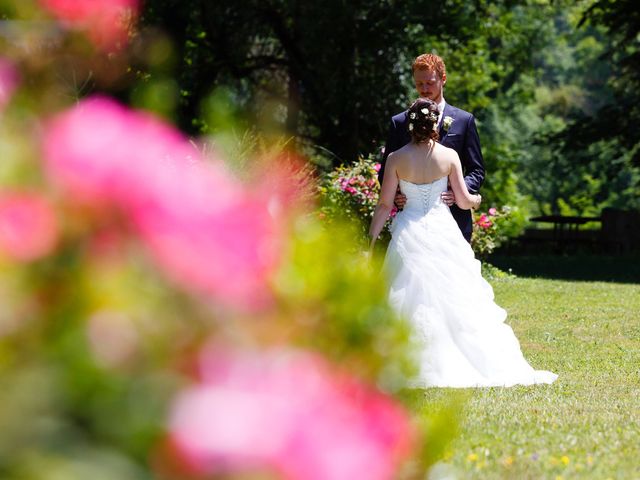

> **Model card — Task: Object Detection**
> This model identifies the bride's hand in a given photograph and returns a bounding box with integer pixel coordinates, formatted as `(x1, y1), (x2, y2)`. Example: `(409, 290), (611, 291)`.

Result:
(473, 194), (482, 209)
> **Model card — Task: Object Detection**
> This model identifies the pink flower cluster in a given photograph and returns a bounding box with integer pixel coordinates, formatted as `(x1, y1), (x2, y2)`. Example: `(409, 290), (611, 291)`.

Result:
(0, 193), (58, 262)
(476, 208), (498, 229)
(338, 175), (377, 202)
(39, 0), (139, 50)
(476, 213), (493, 229)
(168, 347), (413, 480)
(43, 96), (284, 310)
(321, 157), (399, 230)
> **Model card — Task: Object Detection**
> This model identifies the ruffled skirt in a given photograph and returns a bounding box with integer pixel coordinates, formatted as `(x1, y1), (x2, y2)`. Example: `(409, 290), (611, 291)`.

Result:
(384, 204), (557, 388)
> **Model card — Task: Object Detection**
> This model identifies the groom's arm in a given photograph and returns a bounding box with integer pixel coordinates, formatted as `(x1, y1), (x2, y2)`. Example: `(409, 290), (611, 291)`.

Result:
(378, 118), (400, 185)
(461, 115), (485, 194)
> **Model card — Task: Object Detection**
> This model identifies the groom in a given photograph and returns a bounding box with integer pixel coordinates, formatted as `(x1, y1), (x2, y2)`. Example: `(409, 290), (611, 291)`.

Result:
(378, 53), (485, 242)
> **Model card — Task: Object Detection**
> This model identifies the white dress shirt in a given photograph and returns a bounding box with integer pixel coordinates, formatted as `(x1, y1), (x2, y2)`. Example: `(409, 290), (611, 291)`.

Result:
(437, 98), (446, 129)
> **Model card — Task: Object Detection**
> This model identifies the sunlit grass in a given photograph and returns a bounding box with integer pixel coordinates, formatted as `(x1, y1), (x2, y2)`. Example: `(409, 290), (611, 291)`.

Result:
(415, 275), (640, 479)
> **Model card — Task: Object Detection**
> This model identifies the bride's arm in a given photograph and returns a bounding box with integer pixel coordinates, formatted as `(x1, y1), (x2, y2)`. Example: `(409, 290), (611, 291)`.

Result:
(449, 152), (481, 210)
(369, 155), (399, 253)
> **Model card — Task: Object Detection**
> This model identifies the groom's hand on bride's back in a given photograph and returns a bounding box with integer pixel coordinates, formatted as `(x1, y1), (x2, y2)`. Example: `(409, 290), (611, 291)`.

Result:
(441, 189), (456, 206)
(394, 189), (407, 209)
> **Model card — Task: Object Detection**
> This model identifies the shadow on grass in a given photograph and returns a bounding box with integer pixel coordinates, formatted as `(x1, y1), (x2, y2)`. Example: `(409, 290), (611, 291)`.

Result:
(487, 253), (640, 284)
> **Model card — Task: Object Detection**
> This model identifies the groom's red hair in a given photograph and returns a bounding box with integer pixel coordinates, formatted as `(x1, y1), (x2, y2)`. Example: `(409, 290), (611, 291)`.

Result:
(412, 54), (446, 79)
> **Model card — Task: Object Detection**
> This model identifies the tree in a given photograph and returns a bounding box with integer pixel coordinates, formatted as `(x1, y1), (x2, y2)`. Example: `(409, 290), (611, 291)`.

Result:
(139, 0), (548, 167)
(530, 0), (640, 214)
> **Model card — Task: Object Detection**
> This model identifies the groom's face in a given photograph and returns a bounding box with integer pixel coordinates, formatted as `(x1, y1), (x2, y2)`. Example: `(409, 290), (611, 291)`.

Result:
(413, 69), (446, 103)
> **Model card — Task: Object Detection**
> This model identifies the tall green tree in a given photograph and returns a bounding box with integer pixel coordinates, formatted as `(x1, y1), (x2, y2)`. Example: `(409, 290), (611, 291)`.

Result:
(139, 0), (550, 167)
(564, 0), (640, 167)
(529, 0), (640, 214)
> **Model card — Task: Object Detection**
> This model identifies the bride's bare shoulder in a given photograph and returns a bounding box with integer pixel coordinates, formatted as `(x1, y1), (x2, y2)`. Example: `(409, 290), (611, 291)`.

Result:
(434, 142), (459, 161)
(434, 142), (454, 154)
(387, 144), (413, 165)
(392, 143), (415, 157)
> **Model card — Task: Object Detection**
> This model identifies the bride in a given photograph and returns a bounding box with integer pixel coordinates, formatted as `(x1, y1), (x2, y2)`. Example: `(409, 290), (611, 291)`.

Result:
(369, 98), (557, 388)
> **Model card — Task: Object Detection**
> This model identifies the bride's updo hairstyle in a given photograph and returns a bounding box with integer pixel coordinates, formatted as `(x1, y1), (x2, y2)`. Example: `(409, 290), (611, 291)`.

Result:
(407, 98), (439, 143)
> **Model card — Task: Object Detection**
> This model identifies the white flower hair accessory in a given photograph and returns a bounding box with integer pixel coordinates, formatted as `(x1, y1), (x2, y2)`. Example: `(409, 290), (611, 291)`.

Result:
(409, 103), (439, 134)
(418, 108), (438, 122)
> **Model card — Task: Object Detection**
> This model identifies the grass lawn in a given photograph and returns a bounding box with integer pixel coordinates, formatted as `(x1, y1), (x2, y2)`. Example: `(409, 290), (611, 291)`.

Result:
(408, 255), (640, 479)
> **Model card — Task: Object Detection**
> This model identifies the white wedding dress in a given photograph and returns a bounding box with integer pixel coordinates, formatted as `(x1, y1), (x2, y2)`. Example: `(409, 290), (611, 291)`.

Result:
(384, 177), (557, 388)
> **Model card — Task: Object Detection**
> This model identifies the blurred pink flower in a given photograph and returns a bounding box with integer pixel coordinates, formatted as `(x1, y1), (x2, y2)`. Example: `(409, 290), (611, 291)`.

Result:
(43, 96), (203, 208)
(43, 96), (283, 309)
(168, 348), (413, 480)
(39, 0), (139, 50)
(0, 58), (19, 112)
(133, 175), (282, 309)
(0, 193), (58, 261)
(488, 207), (497, 216)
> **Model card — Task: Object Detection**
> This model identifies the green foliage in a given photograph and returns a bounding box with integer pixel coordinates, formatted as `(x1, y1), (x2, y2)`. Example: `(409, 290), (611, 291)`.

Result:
(274, 218), (416, 390)
(526, 1), (640, 215)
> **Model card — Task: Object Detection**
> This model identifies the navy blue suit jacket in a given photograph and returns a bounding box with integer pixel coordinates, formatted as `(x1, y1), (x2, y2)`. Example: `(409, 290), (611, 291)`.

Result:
(378, 103), (485, 241)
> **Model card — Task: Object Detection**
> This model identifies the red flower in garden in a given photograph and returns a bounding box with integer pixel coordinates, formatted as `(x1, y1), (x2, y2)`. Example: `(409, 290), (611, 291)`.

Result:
(39, 0), (139, 50)
(168, 347), (413, 480)
(476, 213), (493, 229)
(43, 96), (284, 310)
(0, 193), (58, 262)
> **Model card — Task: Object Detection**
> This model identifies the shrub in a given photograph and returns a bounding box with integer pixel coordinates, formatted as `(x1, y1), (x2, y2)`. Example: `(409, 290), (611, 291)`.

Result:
(471, 206), (514, 259)
(319, 154), (395, 245)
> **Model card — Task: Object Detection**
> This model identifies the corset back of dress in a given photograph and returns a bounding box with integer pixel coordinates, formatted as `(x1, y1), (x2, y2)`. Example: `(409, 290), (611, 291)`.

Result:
(399, 177), (448, 215)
